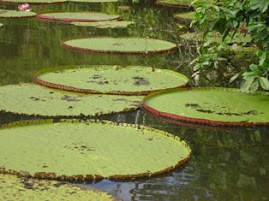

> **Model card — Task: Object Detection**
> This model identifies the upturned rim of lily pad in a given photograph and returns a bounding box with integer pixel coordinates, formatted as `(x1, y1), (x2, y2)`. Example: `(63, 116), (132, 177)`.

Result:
(0, 0), (66, 4)
(143, 87), (269, 127)
(0, 119), (192, 182)
(34, 65), (189, 95)
(36, 11), (120, 24)
(0, 9), (36, 18)
(61, 37), (177, 55)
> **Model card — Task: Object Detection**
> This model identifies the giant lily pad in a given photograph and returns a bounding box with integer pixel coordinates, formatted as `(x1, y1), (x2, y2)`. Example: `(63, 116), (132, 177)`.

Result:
(72, 20), (134, 29)
(0, 9), (36, 18)
(0, 119), (191, 181)
(0, 0), (66, 4)
(37, 12), (120, 23)
(62, 37), (177, 54)
(35, 65), (188, 95)
(69, 0), (117, 2)
(0, 174), (114, 201)
(0, 83), (143, 117)
(173, 12), (194, 24)
(143, 88), (269, 127)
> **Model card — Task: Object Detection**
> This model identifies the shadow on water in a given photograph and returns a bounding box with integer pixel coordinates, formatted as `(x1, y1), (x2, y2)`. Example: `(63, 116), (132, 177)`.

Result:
(0, 1), (268, 201)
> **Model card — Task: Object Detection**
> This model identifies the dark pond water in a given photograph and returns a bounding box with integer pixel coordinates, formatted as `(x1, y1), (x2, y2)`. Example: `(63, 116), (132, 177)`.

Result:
(0, 1), (268, 201)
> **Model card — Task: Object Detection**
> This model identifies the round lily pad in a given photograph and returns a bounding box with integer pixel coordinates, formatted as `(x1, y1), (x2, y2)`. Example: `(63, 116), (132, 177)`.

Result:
(69, 0), (117, 2)
(62, 37), (177, 54)
(72, 20), (134, 29)
(0, 174), (115, 201)
(0, 9), (36, 18)
(0, 83), (143, 117)
(0, 119), (191, 181)
(35, 65), (188, 95)
(37, 12), (120, 23)
(143, 88), (269, 127)
(156, 0), (192, 8)
(173, 12), (194, 24)
(0, 0), (66, 4)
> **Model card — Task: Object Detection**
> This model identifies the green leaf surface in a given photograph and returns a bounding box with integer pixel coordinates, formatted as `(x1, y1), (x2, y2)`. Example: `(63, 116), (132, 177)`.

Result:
(0, 0), (66, 3)
(69, 0), (117, 2)
(37, 12), (120, 23)
(143, 88), (269, 126)
(156, 0), (193, 8)
(173, 12), (195, 24)
(62, 37), (177, 54)
(0, 120), (191, 180)
(0, 174), (115, 201)
(0, 83), (143, 117)
(35, 65), (188, 95)
(0, 23), (3, 27)
(72, 21), (134, 28)
(0, 9), (36, 18)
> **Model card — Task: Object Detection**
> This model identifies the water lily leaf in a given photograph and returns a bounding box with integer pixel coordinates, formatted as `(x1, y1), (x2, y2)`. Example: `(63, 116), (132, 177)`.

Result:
(69, 0), (117, 2)
(0, 83), (143, 117)
(72, 20), (134, 29)
(0, 23), (3, 27)
(0, 174), (114, 201)
(62, 37), (177, 54)
(0, 119), (191, 181)
(0, 0), (66, 4)
(156, 0), (192, 8)
(143, 88), (269, 127)
(37, 12), (120, 23)
(35, 65), (188, 95)
(173, 12), (195, 24)
(0, 9), (36, 18)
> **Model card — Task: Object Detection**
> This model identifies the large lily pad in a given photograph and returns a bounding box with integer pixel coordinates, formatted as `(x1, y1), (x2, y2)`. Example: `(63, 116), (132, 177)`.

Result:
(62, 37), (177, 54)
(173, 12), (194, 24)
(0, 119), (191, 181)
(0, 83), (143, 117)
(0, 9), (36, 18)
(69, 0), (117, 2)
(72, 20), (134, 29)
(35, 65), (188, 95)
(143, 88), (269, 127)
(0, 0), (66, 4)
(0, 174), (114, 201)
(37, 12), (120, 23)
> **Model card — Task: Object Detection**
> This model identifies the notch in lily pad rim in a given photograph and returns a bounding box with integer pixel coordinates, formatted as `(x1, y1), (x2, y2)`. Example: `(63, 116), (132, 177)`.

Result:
(34, 65), (189, 95)
(0, 0), (66, 4)
(0, 119), (191, 182)
(36, 11), (120, 23)
(143, 87), (269, 127)
(61, 37), (177, 55)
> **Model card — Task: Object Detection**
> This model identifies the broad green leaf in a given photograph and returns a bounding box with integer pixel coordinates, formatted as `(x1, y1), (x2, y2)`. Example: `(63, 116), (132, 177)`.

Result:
(259, 77), (269, 90)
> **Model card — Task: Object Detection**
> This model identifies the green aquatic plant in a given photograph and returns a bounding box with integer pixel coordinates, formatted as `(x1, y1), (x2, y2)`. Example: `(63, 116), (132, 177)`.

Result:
(0, 9), (36, 18)
(71, 21), (134, 29)
(68, 0), (117, 2)
(143, 88), (269, 127)
(0, 174), (115, 201)
(0, 0), (66, 3)
(173, 12), (195, 24)
(0, 119), (191, 181)
(35, 65), (188, 95)
(0, 23), (3, 27)
(0, 83), (143, 117)
(62, 37), (177, 54)
(156, 0), (193, 9)
(37, 12), (120, 23)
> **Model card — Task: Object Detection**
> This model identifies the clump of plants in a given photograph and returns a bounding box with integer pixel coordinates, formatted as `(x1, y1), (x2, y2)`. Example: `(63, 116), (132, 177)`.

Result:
(190, 0), (269, 92)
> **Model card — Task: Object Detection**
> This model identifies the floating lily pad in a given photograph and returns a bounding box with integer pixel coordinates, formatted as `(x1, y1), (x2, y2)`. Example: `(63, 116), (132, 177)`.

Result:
(62, 37), (177, 54)
(0, 9), (36, 18)
(0, 83), (143, 117)
(37, 12), (120, 23)
(69, 0), (117, 2)
(0, 119), (191, 181)
(35, 65), (188, 95)
(143, 88), (269, 127)
(0, 23), (3, 27)
(0, 174), (114, 201)
(72, 20), (134, 29)
(156, 0), (192, 8)
(0, 0), (66, 4)
(173, 12), (194, 24)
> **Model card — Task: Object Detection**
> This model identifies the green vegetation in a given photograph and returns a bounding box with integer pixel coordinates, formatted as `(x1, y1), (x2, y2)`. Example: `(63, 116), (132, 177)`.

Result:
(0, 83), (143, 117)
(173, 12), (195, 24)
(72, 21), (134, 28)
(0, 119), (191, 180)
(0, 10), (36, 18)
(0, 0), (66, 3)
(69, 0), (117, 2)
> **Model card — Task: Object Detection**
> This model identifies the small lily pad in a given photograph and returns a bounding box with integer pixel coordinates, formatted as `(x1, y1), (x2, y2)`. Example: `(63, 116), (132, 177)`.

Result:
(37, 12), (120, 23)
(0, 0), (66, 4)
(69, 0), (117, 2)
(0, 119), (191, 181)
(62, 37), (177, 54)
(0, 174), (114, 201)
(143, 88), (269, 127)
(173, 12), (195, 24)
(0, 83), (143, 117)
(72, 20), (134, 29)
(0, 9), (36, 18)
(35, 65), (188, 95)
